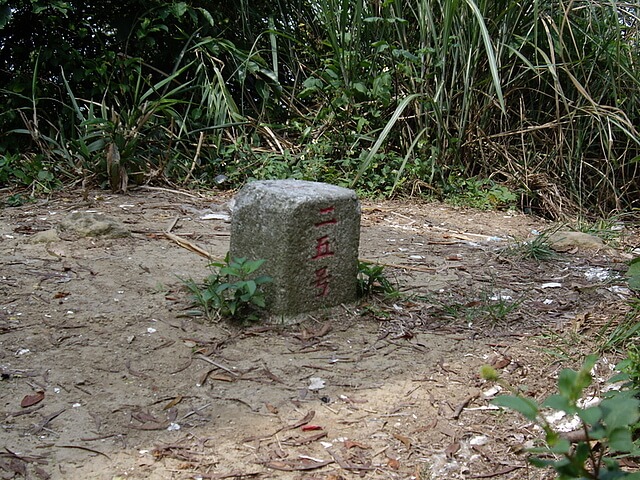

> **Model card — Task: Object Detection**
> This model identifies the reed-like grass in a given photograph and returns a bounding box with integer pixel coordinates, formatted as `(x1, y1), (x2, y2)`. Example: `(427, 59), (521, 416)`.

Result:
(3, 0), (639, 215)
(266, 0), (640, 216)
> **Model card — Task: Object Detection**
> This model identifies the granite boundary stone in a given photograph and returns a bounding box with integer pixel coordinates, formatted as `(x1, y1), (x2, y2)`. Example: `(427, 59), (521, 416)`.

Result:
(230, 180), (361, 318)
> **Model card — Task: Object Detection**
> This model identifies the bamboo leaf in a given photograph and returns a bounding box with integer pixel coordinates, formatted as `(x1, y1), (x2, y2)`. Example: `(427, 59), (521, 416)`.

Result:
(352, 93), (426, 187)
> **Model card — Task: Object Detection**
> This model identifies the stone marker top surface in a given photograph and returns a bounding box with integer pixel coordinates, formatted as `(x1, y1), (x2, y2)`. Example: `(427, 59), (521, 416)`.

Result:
(234, 180), (357, 210)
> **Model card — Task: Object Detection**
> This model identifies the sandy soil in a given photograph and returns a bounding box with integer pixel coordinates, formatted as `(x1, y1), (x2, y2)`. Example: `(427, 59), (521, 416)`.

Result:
(0, 188), (637, 480)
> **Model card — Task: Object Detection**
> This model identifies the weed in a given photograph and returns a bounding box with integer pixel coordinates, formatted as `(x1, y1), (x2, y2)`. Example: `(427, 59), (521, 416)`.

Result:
(357, 261), (397, 298)
(433, 288), (522, 327)
(484, 355), (640, 479)
(503, 232), (558, 262)
(575, 217), (626, 247)
(2, 194), (32, 207)
(537, 328), (588, 362)
(444, 177), (518, 210)
(184, 253), (272, 323)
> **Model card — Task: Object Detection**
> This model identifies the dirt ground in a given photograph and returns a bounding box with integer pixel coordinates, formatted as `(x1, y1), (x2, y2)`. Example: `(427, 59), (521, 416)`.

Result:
(1, 188), (638, 480)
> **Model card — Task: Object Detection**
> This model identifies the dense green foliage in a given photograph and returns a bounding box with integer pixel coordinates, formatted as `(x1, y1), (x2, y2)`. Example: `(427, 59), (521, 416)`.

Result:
(1, 0), (639, 216)
(487, 355), (640, 479)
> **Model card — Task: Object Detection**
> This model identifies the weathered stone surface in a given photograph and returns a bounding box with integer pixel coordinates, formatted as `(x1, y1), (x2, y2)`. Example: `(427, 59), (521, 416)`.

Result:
(29, 229), (61, 243)
(547, 231), (604, 251)
(231, 180), (361, 317)
(58, 212), (130, 238)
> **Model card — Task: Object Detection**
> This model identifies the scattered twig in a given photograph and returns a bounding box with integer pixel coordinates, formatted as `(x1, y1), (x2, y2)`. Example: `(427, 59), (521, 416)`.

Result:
(170, 358), (193, 374)
(31, 409), (66, 434)
(469, 465), (525, 478)
(56, 444), (110, 459)
(181, 403), (212, 420)
(189, 471), (262, 479)
(194, 354), (239, 377)
(263, 458), (333, 471)
(452, 393), (479, 419)
(358, 258), (436, 272)
(164, 231), (217, 260)
(166, 215), (180, 233)
(282, 431), (327, 446)
(282, 410), (315, 431)
(2, 447), (48, 465)
(6, 403), (44, 417)
(125, 359), (150, 379)
(135, 185), (202, 199)
(80, 433), (125, 442)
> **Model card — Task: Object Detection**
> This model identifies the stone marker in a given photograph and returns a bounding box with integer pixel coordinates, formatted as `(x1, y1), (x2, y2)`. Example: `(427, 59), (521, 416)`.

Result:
(231, 180), (361, 317)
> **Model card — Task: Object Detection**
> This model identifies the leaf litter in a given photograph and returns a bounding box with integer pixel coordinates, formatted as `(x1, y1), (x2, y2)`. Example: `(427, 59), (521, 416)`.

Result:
(0, 190), (637, 479)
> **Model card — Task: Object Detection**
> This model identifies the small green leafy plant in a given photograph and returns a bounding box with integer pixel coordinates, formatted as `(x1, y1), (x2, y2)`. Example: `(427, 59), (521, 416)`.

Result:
(357, 261), (397, 297)
(185, 254), (272, 323)
(483, 356), (640, 479)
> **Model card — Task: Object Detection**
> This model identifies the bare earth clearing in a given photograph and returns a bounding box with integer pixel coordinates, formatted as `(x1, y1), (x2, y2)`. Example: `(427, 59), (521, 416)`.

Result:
(1, 189), (637, 480)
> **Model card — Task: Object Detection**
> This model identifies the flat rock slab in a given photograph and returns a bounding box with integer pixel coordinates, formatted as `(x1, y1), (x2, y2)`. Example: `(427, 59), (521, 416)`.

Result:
(231, 180), (361, 318)
(547, 231), (604, 251)
(57, 212), (130, 238)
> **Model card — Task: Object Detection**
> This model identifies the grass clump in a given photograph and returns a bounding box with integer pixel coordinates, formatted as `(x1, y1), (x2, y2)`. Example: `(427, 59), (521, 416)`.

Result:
(503, 232), (558, 262)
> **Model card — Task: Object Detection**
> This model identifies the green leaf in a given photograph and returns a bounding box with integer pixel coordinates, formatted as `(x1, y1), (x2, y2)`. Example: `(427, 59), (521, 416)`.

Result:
(607, 427), (635, 452)
(491, 395), (539, 421)
(577, 405), (602, 425)
(528, 457), (555, 468)
(353, 82), (367, 94)
(461, 0), (505, 113)
(573, 442), (592, 464)
(244, 259), (266, 274)
(215, 283), (232, 294)
(547, 437), (571, 454)
(254, 275), (272, 285)
(171, 2), (187, 17)
(251, 296), (266, 308)
(601, 396), (640, 430)
(245, 280), (257, 296)
(543, 394), (573, 413)
(351, 93), (426, 187)
(557, 368), (580, 399)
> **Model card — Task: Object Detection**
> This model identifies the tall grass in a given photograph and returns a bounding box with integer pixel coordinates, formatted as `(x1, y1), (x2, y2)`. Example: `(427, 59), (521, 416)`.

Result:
(269, 0), (640, 216)
(2, 0), (638, 216)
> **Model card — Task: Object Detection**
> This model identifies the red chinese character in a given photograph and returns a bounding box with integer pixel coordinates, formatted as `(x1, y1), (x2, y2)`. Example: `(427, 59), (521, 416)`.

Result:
(314, 206), (338, 227)
(314, 267), (330, 297)
(312, 235), (335, 259)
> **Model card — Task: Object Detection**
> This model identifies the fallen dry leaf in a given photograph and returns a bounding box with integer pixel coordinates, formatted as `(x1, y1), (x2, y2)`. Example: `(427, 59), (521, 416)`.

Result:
(393, 433), (412, 448)
(387, 457), (400, 470)
(21, 391), (45, 408)
(491, 356), (511, 369)
(344, 440), (371, 449)
(301, 425), (323, 431)
(163, 395), (183, 410)
(445, 441), (460, 457)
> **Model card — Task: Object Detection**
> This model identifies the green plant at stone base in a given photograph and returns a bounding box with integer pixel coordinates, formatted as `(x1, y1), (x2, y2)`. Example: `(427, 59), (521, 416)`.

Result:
(185, 254), (272, 323)
(482, 356), (640, 479)
(357, 261), (397, 298)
